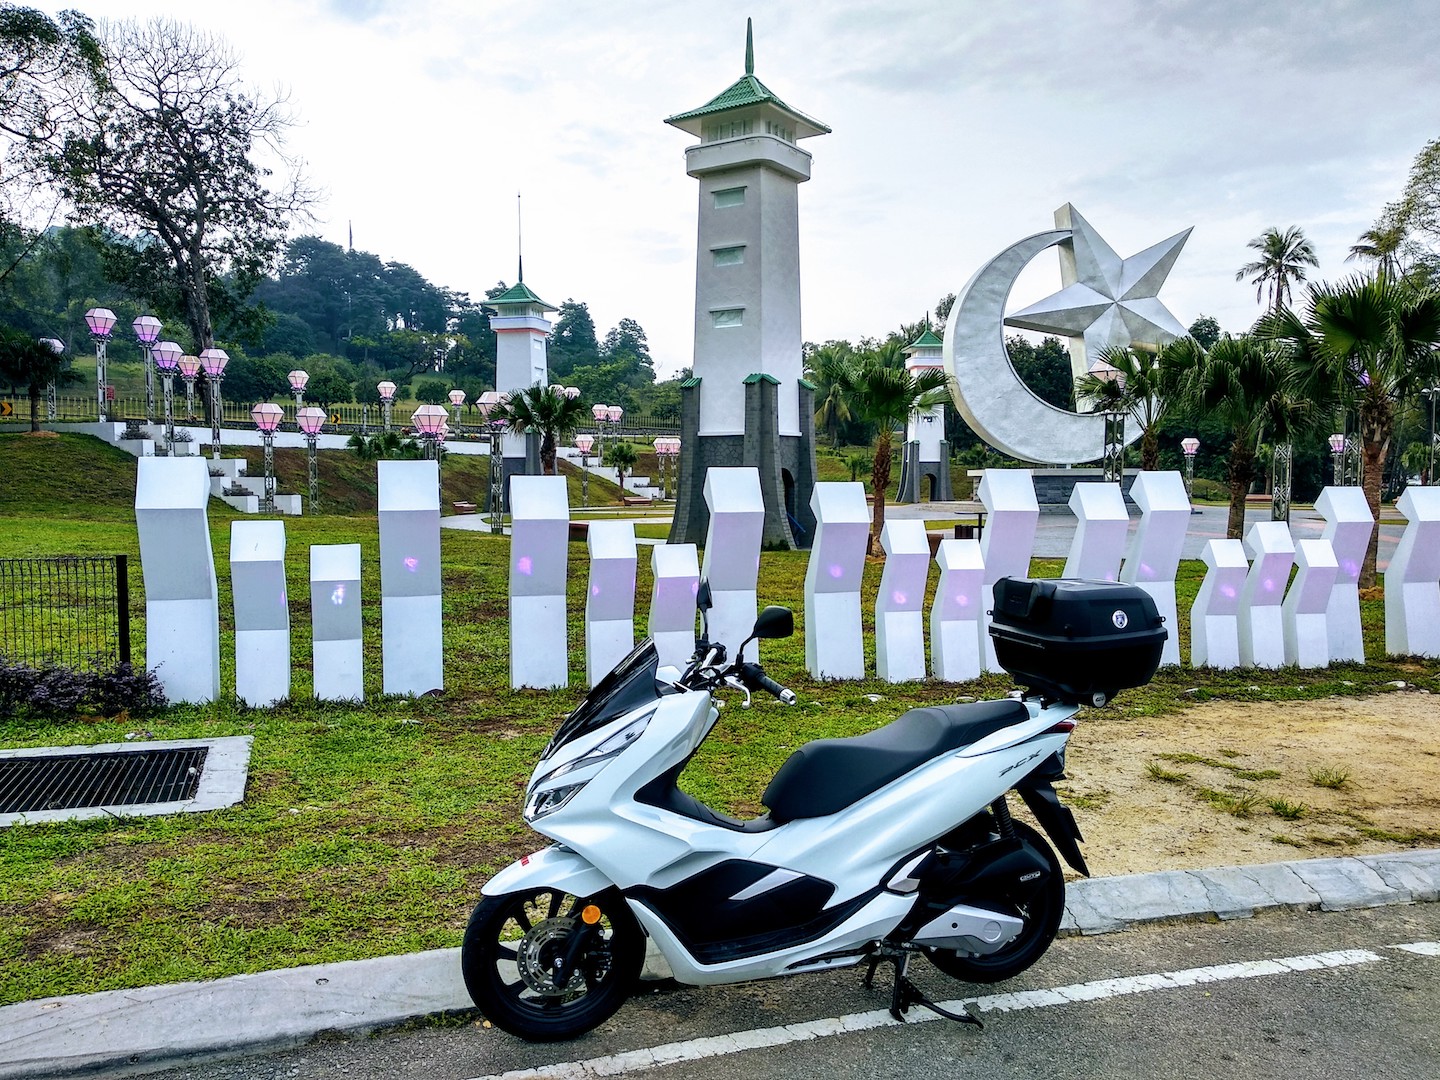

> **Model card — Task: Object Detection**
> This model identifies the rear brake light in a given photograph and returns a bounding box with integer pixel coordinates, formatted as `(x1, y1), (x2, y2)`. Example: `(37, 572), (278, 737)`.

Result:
(1045, 719), (1076, 734)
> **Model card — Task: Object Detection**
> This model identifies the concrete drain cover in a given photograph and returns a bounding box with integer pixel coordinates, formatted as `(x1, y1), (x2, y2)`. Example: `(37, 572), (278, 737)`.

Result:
(0, 736), (252, 826)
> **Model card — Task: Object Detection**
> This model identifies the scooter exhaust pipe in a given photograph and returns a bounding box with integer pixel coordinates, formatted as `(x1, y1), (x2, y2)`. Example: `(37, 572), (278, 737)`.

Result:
(911, 904), (1024, 954)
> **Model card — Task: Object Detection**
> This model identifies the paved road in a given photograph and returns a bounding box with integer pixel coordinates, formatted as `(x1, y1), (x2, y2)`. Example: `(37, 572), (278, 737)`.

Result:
(139, 903), (1439, 1080)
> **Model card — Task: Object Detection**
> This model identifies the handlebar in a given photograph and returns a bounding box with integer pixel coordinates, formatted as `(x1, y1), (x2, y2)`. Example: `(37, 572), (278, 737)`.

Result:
(741, 662), (796, 706)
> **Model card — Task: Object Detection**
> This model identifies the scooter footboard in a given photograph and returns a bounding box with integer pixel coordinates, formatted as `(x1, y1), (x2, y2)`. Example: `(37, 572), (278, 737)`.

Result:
(482, 845), (617, 899)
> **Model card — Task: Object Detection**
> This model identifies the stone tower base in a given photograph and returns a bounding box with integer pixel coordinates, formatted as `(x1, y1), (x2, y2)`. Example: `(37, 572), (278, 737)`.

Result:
(482, 434), (542, 514)
(897, 440), (954, 503)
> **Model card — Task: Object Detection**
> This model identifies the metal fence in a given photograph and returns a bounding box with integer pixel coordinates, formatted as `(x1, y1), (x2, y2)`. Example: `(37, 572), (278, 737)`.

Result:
(0, 556), (131, 672)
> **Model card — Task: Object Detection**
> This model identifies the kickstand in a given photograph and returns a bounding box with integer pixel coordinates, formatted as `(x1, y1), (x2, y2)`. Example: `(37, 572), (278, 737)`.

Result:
(867, 951), (983, 1029)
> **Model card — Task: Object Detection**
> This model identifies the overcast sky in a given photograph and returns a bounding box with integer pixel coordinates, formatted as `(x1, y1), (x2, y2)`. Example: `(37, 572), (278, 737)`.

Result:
(59, 0), (1439, 376)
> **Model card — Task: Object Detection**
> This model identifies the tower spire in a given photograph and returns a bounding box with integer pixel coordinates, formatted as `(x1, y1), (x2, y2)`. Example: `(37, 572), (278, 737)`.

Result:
(516, 191), (524, 283)
(745, 17), (753, 75)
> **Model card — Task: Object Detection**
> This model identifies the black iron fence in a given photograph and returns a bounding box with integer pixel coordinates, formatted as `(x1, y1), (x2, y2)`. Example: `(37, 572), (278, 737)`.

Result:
(0, 556), (131, 672)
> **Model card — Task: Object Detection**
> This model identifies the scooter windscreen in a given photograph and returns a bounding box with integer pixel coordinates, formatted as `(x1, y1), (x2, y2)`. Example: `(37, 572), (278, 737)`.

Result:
(544, 639), (664, 756)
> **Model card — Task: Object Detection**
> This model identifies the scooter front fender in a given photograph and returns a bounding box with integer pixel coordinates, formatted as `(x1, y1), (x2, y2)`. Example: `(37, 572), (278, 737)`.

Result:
(482, 845), (616, 899)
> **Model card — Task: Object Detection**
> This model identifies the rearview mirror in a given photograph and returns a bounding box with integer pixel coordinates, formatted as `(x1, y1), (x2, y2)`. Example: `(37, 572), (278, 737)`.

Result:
(751, 606), (794, 640)
(696, 579), (713, 612)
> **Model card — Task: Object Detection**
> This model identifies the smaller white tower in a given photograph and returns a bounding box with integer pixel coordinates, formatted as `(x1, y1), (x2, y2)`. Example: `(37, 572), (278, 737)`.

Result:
(897, 326), (953, 503)
(487, 278), (556, 496)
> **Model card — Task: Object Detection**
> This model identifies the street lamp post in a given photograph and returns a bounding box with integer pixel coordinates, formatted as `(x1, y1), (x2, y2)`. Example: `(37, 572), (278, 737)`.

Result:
(1271, 441), (1293, 523)
(591, 402), (609, 464)
(177, 354), (201, 423)
(298, 406), (326, 514)
(199, 348), (229, 460)
(448, 389), (466, 436)
(84, 307), (116, 422)
(38, 338), (64, 421)
(377, 380), (396, 433)
(133, 315), (161, 425)
(288, 369), (308, 429)
(1424, 386), (1440, 485)
(576, 433), (594, 506)
(411, 403), (448, 460)
(153, 341), (182, 453)
(1329, 433), (1346, 488)
(1086, 359), (1125, 483)
(1181, 437), (1200, 500)
(251, 402), (283, 513)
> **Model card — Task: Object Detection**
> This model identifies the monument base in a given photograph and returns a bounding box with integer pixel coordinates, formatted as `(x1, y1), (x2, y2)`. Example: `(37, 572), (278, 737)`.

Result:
(968, 467), (1137, 513)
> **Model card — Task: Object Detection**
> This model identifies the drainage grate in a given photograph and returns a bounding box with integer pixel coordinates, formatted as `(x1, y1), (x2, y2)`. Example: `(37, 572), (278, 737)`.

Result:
(0, 746), (208, 815)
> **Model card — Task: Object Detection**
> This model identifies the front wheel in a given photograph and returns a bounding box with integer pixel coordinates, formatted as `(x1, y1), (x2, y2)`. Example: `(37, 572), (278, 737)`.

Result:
(461, 886), (644, 1041)
(925, 820), (1066, 984)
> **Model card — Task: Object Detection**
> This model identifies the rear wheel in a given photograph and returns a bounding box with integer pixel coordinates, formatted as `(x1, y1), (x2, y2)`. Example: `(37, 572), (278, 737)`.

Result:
(461, 886), (644, 1041)
(924, 820), (1065, 984)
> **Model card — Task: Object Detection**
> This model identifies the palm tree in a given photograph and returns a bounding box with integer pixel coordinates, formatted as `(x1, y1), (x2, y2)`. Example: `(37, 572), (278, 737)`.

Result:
(1074, 341), (1187, 471)
(1236, 226), (1320, 312)
(1346, 217), (1408, 281)
(1168, 333), (1305, 539)
(604, 440), (638, 495)
(837, 357), (949, 555)
(0, 328), (77, 432)
(806, 341), (854, 445)
(1259, 274), (1440, 586)
(488, 385), (589, 475)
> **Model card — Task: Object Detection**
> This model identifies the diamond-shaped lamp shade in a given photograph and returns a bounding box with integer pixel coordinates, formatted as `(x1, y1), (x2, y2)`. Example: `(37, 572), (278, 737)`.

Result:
(548, 384), (564, 395)
(177, 355), (202, 378)
(198, 348), (229, 377)
(412, 403), (448, 435)
(475, 390), (501, 417)
(288, 369), (309, 392)
(564, 386), (580, 399)
(1181, 437), (1200, 456)
(152, 341), (182, 371)
(1087, 359), (1122, 384)
(448, 389), (466, 407)
(251, 402), (284, 432)
(39, 337), (64, 355)
(591, 403), (608, 421)
(576, 434), (594, 453)
(606, 405), (623, 423)
(133, 315), (162, 344)
(1329, 433), (1346, 455)
(297, 407), (327, 435)
(84, 307), (116, 337)
(377, 380), (396, 402)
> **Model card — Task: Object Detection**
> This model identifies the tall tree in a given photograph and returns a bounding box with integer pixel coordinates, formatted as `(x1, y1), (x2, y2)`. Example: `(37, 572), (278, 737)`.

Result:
(1187, 315), (1222, 350)
(1236, 226), (1319, 312)
(1259, 274), (1440, 586)
(547, 299), (599, 378)
(1075, 341), (1185, 471)
(29, 18), (312, 352)
(0, 324), (75, 429)
(1395, 136), (1440, 246)
(489, 384), (589, 476)
(1346, 214), (1409, 280)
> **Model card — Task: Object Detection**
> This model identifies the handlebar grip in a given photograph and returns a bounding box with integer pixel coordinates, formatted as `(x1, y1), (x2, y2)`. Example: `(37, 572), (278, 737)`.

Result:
(744, 663), (795, 705)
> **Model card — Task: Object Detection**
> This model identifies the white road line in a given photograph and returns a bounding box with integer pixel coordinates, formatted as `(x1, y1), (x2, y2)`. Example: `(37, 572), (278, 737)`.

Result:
(1391, 941), (1440, 956)
(468, 948), (1385, 1080)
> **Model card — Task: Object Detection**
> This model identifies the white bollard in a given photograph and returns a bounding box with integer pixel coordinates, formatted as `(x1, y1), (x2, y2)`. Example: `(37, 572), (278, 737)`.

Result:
(378, 460), (443, 696)
(931, 538), (984, 683)
(978, 469), (1039, 672)
(230, 520), (289, 707)
(510, 474), (570, 689)
(803, 482), (869, 679)
(1385, 486), (1440, 658)
(135, 457), (219, 704)
(585, 520), (637, 687)
(1191, 539), (1248, 670)
(1063, 482), (1129, 582)
(311, 543), (363, 701)
(1283, 538), (1339, 668)
(876, 519), (930, 682)
(649, 543), (699, 672)
(701, 467), (765, 660)
(1315, 487), (1373, 664)
(1238, 521), (1294, 669)
(1120, 471), (1190, 667)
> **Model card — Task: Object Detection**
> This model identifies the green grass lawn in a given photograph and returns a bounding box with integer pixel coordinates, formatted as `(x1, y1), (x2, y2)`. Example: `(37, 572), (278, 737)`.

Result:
(0, 431), (1434, 1006)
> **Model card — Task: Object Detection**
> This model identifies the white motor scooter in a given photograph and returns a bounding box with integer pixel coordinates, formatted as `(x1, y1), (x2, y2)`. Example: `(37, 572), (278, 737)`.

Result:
(462, 577), (1166, 1040)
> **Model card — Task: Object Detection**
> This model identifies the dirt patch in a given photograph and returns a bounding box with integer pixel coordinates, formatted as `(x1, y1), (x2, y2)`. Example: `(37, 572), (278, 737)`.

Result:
(1059, 691), (1440, 877)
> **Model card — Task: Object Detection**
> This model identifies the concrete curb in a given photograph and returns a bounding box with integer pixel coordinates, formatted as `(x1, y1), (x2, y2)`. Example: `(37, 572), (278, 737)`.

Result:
(2, 849), (1437, 1079)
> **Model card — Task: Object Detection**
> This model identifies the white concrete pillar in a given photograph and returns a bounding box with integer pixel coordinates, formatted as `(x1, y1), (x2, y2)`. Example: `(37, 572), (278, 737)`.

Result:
(876, 519), (930, 683)
(585, 520), (637, 687)
(135, 457), (219, 704)
(230, 520), (289, 707)
(1385, 486), (1440, 658)
(649, 543), (700, 672)
(931, 538), (984, 683)
(311, 543), (363, 700)
(978, 469), (1039, 672)
(378, 460), (443, 696)
(803, 482), (869, 679)
(1238, 521), (1294, 669)
(1063, 482), (1129, 582)
(1120, 470), (1190, 667)
(700, 467), (764, 660)
(1283, 538), (1339, 668)
(1315, 487), (1373, 664)
(510, 474), (570, 689)
(1190, 539), (1248, 670)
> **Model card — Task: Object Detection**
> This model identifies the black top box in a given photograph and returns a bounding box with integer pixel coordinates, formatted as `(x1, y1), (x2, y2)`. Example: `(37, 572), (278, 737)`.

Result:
(988, 578), (1167, 706)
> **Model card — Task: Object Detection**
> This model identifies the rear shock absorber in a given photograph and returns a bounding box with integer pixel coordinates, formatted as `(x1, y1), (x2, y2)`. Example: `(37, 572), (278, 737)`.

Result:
(991, 794), (1016, 840)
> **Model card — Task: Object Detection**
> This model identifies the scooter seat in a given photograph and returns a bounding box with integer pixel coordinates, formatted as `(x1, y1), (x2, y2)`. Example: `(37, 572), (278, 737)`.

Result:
(761, 699), (1029, 823)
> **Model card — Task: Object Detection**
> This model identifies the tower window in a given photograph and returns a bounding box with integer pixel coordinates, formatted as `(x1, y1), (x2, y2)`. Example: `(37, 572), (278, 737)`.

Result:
(712, 245), (745, 267)
(713, 187), (745, 209)
(711, 308), (744, 328)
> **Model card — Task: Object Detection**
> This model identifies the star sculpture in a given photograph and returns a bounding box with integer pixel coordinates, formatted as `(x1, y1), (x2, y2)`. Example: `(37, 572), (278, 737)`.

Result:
(1005, 204), (1192, 379)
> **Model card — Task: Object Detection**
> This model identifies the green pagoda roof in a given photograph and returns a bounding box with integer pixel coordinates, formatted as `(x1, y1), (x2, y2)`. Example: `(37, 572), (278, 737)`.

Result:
(906, 328), (944, 349)
(486, 281), (556, 313)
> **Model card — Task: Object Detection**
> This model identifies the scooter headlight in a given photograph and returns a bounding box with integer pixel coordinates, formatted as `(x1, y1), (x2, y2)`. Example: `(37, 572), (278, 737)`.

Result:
(525, 710), (656, 823)
(524, 782), (586, 822)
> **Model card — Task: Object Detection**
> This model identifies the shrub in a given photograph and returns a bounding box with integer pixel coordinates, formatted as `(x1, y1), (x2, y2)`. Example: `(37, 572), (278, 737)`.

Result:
(0, 660), (167, 720)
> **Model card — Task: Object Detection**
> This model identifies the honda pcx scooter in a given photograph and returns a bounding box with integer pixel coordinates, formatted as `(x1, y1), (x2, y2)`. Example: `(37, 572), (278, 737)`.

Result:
(462, 576), (1166, 1041)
